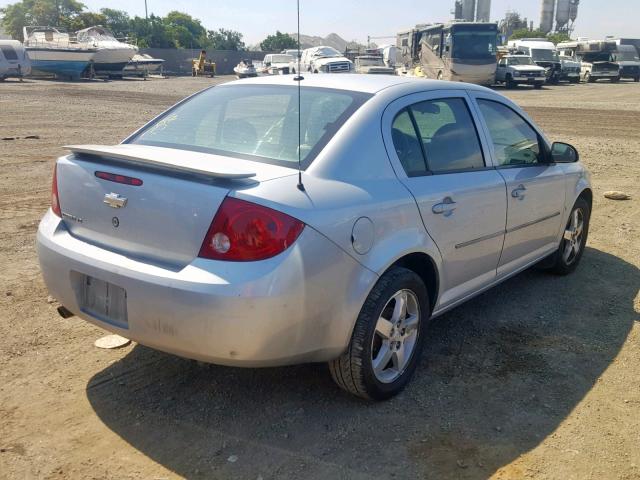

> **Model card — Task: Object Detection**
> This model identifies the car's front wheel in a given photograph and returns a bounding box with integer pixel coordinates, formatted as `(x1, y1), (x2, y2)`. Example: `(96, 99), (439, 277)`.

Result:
(547, 197), (591, 275)
(329, 267), (429, 400)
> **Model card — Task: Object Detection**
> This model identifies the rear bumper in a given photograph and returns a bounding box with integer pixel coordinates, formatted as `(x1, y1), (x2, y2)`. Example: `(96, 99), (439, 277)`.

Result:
(37, 210), (377, 366)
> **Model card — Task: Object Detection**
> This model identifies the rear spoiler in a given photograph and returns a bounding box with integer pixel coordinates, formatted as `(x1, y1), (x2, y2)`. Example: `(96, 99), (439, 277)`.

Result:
(64, 144), (257, 179)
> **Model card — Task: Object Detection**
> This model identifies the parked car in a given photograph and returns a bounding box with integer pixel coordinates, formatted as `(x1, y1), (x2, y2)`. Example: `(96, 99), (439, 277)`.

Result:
(354, 55), (395, 75)
(495, 55), (546, 89)
(261, 53), (293, 75)
(558, 54), (582, 83)
(508, 39), (562, 83)
(612, 45), (640, 82)
(0, 40), (31, 81)
(37, 75), (592, 400)
(295, 46), (352, 74)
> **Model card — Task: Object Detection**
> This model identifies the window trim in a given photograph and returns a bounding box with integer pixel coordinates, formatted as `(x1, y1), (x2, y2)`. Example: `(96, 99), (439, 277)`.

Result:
(390, 96), (489, 177)
(475, 97), (552, 169)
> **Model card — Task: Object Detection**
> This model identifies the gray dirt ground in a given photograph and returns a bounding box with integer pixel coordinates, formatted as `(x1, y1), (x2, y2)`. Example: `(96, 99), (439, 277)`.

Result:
(0, 77), (639, 480)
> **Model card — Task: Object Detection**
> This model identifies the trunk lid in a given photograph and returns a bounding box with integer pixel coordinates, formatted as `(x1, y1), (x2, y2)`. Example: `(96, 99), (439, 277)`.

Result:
(57, 145), (295, 267)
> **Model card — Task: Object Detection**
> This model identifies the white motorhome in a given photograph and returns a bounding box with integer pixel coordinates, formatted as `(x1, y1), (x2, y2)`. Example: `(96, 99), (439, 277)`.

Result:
(558, 40), (622, 83)
(0, 40), (31, 80)
(507, 39), (561, 83)
(295, 46), (352, 74)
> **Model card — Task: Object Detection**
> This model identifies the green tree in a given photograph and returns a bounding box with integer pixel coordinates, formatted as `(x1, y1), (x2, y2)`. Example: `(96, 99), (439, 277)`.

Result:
(67, 11), (106, 31)
(128, 14), (175, 48)
(99, 8), (130, 37)
(163, 11), (207, 48)
(547, 32), (571, 45)
(0, 0), (85, 39)
(260, 31), (297, 52)
(206, 28), (245, 51)
(509, 28), (548, 41)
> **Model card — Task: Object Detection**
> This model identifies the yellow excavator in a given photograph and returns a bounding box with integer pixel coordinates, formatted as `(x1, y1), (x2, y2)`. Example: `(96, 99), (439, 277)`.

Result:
(191, 50), (216, 77)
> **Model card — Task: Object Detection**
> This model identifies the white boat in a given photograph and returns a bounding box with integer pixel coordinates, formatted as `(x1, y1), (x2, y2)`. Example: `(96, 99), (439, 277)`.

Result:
(233, 59), (258, 78)
(23, 26), (96, 80)
(123, 53), (164, 77)
(75, 26), (137, 77)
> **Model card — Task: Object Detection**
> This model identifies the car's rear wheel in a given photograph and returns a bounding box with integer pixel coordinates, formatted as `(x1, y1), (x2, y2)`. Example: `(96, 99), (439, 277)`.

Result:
(329, 267), (429, 400)
(547, 197), (590, 275)
(586, 72), (595, 83)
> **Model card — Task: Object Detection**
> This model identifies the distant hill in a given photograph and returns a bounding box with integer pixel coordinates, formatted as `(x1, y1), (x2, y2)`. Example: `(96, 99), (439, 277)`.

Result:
(287, 32), (365, 51)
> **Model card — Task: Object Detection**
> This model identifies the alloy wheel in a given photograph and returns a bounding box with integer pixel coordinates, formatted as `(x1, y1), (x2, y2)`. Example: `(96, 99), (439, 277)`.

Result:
(563, 208), (585, 265)
(371, 289), (420, 384)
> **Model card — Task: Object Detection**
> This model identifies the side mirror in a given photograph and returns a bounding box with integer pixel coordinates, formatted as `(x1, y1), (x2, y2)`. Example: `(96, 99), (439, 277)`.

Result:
(551, 142), (579, 163)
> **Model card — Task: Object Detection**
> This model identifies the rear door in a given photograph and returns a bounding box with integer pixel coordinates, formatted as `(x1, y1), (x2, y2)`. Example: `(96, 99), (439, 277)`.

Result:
(470, 93), (566, 277)
(382, 90), (507, 309)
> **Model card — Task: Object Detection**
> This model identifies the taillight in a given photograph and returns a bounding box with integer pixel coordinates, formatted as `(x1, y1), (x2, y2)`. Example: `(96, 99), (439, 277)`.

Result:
(95, 171), (143, 186)
(199, 197), (305, 261)
(51, 163), (62, 217)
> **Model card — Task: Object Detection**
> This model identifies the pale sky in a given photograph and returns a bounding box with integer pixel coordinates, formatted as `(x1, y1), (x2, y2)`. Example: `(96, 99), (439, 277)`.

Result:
(1, 0), (638, 45)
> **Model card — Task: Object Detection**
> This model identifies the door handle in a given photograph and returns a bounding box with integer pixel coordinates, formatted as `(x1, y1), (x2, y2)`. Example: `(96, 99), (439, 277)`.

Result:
(511, 185), (527, 199)
(432, 197), (457, 216)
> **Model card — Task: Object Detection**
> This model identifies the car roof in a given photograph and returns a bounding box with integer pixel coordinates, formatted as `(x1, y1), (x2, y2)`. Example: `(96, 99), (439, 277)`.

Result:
(221, 74), (490, 95)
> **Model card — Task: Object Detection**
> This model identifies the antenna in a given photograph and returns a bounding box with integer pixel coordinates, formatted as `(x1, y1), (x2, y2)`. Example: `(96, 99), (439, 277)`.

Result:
(294, 0), (305, 192)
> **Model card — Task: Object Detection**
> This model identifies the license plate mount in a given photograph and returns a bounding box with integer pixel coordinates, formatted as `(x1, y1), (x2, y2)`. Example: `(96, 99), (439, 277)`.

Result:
(81, 275), (128, 328)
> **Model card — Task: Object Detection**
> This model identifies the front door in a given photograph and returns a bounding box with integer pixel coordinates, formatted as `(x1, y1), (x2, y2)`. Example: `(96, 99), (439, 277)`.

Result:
(382, 92), (507, 309)
(473, 96), (566, 276)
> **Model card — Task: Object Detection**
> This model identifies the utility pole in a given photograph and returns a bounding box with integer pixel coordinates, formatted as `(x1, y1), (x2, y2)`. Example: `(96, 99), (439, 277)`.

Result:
(144, 0), (149, 20)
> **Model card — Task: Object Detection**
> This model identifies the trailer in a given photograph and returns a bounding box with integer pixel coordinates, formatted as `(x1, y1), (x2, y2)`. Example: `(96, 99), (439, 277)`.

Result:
(0, 40), (31, 81)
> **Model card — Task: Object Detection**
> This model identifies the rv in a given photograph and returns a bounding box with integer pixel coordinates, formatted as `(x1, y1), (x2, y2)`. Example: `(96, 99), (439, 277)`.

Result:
(558, 40), (623, 83)
(397, 22), (498, 85)
(507, 39), (561, 83)
(0, 40), (31, 80)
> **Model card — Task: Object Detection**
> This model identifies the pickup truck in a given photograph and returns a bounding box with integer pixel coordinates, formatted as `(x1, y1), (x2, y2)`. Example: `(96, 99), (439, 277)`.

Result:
(294, 46), (353, 74)
(495, 55), (546, 89)
(559, 55), (582, 83)
(354, 56), (395, 75)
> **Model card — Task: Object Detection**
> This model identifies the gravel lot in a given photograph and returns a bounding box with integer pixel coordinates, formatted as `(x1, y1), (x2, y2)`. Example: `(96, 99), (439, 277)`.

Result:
(0, 76), (638, 480)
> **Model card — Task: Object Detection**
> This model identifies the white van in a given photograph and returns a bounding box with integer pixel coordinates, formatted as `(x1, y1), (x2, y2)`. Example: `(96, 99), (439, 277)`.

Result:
(0, 40), (31, 81)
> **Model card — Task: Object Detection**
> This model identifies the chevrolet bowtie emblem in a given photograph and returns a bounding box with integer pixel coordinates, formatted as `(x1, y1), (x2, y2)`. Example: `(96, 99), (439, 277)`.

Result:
(103, 192), (128, 209)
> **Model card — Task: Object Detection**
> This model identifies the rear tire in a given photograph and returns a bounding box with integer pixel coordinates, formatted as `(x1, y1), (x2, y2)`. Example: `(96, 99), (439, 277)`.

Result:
(586, 72), (595, 83)
(534, 82), (543, 89)
(506, 75), (516, 89)
(635, 76), (640, 82)
(612, 76), (620, 83)
(547, 197), (591, 276)
(329, 267), (429, 400)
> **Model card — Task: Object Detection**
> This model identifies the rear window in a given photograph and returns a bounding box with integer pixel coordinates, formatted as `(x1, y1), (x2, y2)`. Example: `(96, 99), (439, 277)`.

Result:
(0, 45), (18, 61)
(129, 84), (371, 169)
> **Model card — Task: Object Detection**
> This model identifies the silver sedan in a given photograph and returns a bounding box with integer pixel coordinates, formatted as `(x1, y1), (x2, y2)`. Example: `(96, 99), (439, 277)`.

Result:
(37, 75), (592, 400)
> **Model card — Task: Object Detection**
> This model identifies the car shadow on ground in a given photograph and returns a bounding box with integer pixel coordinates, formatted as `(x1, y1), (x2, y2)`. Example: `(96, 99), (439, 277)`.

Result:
(86, 247), (638, 479)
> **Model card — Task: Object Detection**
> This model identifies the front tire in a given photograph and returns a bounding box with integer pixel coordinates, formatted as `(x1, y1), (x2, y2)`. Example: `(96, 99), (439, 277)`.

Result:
(329, 267), (429, 400)
(547, 197), (591, 275)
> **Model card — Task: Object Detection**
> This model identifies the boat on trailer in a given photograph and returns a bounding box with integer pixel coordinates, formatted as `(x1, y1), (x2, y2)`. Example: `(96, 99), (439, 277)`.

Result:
(75, 26), (137, 78)
(124, 53), (165, 77)
(23, 26), (96, 80)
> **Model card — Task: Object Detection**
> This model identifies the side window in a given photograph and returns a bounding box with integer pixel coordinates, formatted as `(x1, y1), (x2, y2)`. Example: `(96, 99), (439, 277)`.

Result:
(410, 98), (485, 173)
(477, 99), (543, 166)
(0, 45), (18, 61)
(391, 110), (427, 177)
